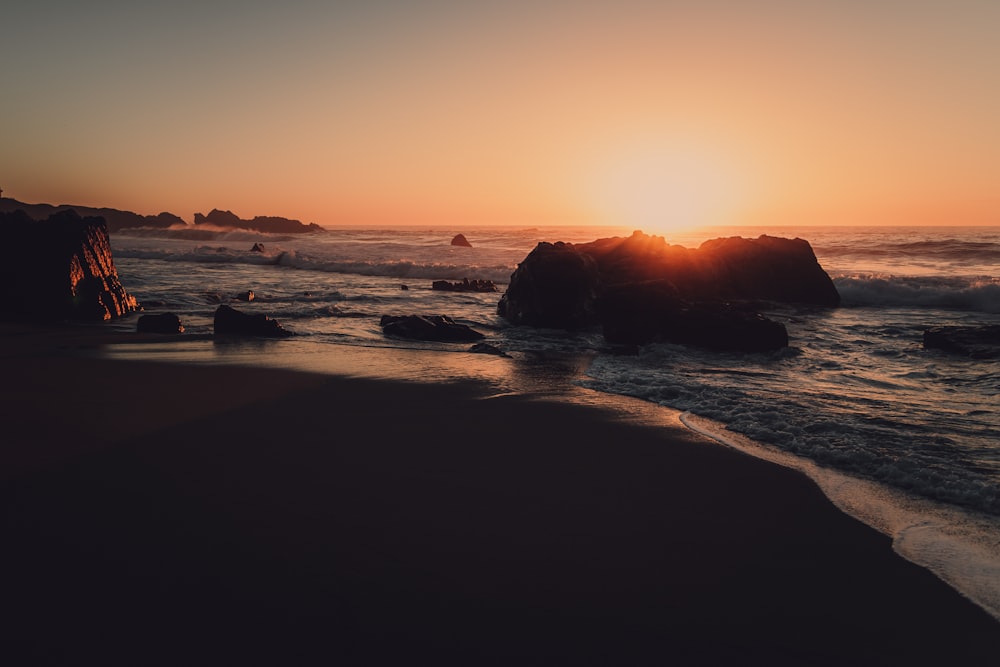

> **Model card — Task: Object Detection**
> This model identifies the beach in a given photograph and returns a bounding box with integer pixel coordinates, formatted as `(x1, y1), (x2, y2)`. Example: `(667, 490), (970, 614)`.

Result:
(2, 324), (999, 665)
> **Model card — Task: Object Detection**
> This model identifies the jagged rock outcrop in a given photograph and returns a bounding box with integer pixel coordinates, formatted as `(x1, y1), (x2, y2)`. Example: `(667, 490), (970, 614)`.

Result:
(923, 325), (1000, 359)
(0, 209), (139, 321)
(213, 304), (291, 337)
(194, 208), (323, 234)
(497, 230), (838, 351)
(380, 315), (485, 343)
(451, 233), (472, 247)
(431, 278), (498, 293)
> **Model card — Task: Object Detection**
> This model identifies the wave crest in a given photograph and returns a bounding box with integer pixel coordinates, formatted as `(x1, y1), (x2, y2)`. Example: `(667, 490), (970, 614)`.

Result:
(834, 274), (1000, 313)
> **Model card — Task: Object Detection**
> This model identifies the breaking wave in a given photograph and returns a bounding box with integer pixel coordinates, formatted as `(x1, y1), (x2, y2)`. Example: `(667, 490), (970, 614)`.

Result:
(834, 274), (1000, 313)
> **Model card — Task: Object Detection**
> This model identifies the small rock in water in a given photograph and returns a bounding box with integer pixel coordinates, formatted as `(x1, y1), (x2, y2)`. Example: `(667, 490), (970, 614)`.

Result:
(432, 278), (497, 293)
(469, 342), (510, 357)
(214, 304), (291, 338)
(380, 314), (484, 343)
(923, 325), (1000, 359)
(137, 312), (184, 334)
(450, 233), (472, 247)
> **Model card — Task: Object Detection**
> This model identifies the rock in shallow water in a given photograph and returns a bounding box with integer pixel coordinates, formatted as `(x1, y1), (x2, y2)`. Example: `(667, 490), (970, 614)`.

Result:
(214, 304), (291, 338)
(450, 233), (472, 247)
(432, 278), (498, 293)
(137, 312), (185, 334)
(923, 325), (1000, 359)
(380, 314), (485, 343)
(497, 230), (837, 352)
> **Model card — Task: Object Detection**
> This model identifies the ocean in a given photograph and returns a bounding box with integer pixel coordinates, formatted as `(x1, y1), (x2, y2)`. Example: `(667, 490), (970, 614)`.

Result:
(100, 222), (1000, 620)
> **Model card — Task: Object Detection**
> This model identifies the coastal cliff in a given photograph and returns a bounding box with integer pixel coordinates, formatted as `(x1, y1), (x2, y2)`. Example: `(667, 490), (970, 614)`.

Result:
(0, 209), (138, 321)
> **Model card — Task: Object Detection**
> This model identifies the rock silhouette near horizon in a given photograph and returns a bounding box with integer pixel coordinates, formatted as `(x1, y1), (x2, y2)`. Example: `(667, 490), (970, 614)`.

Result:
(194, 208), (322, 234)
(497, 230), (839, 352)
(0, 197), (324, 235)
(0, 197), (182, 233)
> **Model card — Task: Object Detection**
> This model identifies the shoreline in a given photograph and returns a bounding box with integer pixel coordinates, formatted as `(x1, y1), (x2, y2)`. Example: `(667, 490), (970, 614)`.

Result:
(2, 324), (999, 663)
(680, 412), (1000, 624)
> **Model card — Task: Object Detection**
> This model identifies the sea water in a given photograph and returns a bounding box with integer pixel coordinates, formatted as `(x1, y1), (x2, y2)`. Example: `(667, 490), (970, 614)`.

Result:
(104, 222), (1000, 619)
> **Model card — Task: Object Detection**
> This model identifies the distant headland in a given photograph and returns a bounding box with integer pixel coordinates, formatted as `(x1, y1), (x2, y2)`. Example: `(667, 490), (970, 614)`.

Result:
(0, 196), (323, 234)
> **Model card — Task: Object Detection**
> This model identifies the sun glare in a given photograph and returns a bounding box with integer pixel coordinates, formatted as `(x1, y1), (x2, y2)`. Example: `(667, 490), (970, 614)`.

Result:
(588, 141), (747, 236)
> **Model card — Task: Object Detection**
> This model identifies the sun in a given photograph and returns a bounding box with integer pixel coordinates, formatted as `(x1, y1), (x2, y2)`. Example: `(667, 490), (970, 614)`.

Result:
(586, 140), (747, 236)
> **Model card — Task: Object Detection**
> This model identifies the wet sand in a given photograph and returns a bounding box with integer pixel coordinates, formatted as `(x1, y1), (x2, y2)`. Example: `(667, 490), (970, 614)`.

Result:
(2, 324), (999, 665)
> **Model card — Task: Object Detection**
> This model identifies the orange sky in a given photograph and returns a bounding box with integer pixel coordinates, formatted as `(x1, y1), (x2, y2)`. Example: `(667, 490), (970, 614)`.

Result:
(2, 1), (998, 232)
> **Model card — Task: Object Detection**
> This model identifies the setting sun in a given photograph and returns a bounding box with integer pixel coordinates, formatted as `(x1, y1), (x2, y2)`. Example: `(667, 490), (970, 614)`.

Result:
(586, 138), (749, 234)
(3, 2), (996, 228)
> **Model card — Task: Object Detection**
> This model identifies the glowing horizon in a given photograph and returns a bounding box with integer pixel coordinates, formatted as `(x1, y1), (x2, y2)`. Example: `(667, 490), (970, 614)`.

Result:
(2, 2), (998, 231)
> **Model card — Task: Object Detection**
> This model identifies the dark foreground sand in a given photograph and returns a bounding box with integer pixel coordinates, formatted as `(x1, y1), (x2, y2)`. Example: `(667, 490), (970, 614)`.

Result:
(2, 325), (999, 666)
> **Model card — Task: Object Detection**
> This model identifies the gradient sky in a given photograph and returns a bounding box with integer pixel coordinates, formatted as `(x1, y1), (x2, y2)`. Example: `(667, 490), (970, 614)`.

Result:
(2, 1), (998, 230)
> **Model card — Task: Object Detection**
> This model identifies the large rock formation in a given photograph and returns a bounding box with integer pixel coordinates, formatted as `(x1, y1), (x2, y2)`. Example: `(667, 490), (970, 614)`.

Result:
(1, 198), (323, 235)
(0, 198), (182, 233)
(497, 230), (839, 351)
(597, 281), (789, 352)
(0, 209), (139, 321)
(194, 208), (323, 234)
(498, 241), (603, 330)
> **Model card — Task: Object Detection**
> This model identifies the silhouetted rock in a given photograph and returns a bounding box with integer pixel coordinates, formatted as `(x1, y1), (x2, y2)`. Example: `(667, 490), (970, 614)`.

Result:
(469, 342), (511, 357)
(137, 312), (185, 334)
(194, 209), (241, 227)
(693, 235), (841, 306)
(568, 231), (839, 306)
(600, 286), (788, 351)
(194, 208), (323, 234)
(213, 304), (291, 337)
(497, 241), (602, 330)
(380, 315), (485, 343)
(0, 209), (139, 321)
(451, 233), (472, 247)
(497, 231), (837, 351)
(923, 325), (1000, 359)
(0, 197), (182, 232)
(432, 278), (498, 293)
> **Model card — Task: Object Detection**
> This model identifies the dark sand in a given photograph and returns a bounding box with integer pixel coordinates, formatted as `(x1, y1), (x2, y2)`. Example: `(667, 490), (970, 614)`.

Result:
(2, 325), (999, 665)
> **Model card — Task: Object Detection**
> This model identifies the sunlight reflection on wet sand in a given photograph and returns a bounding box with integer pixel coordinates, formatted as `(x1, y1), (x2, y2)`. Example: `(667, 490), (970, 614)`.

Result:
(97, 337), (601, 399)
